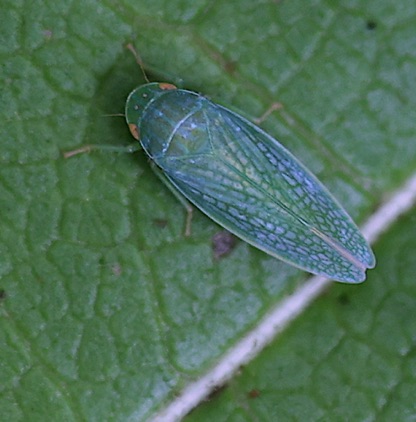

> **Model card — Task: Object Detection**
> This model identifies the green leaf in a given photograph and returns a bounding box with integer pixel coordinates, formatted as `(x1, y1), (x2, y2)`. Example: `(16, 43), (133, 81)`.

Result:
(1, 1), (415, 421)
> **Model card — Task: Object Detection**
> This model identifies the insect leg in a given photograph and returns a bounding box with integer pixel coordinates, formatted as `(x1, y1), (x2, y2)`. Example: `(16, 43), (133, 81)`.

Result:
(63, 143), (141, 158)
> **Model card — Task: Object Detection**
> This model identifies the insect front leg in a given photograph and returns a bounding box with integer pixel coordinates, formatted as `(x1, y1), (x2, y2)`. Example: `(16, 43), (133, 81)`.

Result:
(63, 143), (141, 158)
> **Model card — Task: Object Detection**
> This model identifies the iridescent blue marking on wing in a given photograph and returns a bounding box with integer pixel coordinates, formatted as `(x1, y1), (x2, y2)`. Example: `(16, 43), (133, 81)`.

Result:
(137, 89), (375, 283)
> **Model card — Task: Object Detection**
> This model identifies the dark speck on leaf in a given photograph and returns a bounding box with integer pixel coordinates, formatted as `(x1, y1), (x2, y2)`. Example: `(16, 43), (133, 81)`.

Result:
(247, 389), (261, 399)
(337, 293), (350, 305)
(153, 218), (168, 229)
(212, 230), (237, 260)
(224, 60), (237, 74)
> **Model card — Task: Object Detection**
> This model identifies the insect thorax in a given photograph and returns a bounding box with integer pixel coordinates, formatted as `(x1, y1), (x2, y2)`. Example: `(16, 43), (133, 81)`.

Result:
(140, 90), (215, 160)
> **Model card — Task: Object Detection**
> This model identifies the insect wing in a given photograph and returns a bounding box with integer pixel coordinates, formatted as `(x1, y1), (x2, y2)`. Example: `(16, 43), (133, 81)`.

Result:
(138, 90), (375, 282)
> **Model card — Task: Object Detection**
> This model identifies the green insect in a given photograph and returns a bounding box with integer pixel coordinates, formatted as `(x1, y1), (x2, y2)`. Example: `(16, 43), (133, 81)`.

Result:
(125, 82), (375, 283)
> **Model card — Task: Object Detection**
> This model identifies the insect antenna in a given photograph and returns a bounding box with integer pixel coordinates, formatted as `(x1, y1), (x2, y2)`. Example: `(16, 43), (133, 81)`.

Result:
(126, 43), (150, 83)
